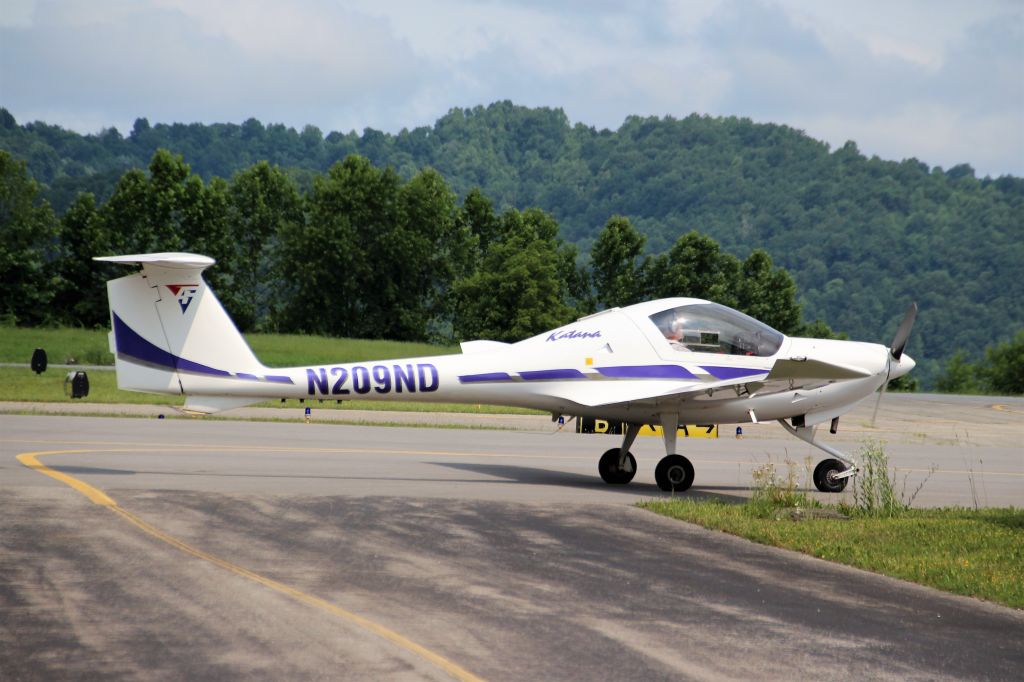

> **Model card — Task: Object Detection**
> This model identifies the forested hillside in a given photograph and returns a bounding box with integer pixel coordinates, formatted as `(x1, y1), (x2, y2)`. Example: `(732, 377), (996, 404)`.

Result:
(2, 103), (1021, 388)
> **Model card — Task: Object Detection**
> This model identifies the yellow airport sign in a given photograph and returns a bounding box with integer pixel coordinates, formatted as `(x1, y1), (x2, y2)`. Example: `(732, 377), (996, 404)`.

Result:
(576, 418), (718, 438)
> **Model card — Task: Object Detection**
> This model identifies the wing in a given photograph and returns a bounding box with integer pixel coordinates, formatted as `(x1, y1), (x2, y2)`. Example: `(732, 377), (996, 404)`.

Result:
(544, 356), (871, 411)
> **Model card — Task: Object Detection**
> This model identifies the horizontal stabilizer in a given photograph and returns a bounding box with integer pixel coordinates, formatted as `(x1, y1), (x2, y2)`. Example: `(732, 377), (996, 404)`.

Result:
(95, 252), (215, 269)
(766, 357), (872, 381)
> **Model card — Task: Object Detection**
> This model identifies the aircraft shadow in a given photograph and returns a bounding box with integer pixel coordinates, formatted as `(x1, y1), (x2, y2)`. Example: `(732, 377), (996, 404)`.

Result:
(48, 465), (134, 476)
(48, 463), (750, 503)
(432, 461), (748, 503)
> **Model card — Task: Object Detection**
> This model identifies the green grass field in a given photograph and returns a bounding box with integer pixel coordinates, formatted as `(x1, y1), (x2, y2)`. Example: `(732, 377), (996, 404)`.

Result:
(0, 326), (116, 366)
(0, 324), (459, 367)
(641, 500), (1024, 609)
(0, 367), (543, 414)
(0, 325), (540, 414)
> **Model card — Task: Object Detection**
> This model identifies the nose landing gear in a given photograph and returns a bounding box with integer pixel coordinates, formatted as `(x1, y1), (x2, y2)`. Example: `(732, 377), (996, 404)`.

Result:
(812, 458), (850, 493)
(778, 419), (858, 493)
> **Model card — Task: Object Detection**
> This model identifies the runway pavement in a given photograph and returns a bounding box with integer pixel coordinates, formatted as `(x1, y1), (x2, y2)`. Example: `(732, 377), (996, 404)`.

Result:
(2, 397), (1022, 680)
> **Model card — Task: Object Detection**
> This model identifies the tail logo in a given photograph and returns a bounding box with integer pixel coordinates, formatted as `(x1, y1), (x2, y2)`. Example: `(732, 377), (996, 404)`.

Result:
(166, 284), (199, 314)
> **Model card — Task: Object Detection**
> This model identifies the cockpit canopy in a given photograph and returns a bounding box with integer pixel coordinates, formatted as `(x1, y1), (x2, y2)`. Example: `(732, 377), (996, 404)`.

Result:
(649, 302), (784, 357)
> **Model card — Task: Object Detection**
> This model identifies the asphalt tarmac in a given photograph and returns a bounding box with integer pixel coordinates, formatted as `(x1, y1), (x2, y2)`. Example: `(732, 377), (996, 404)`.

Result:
(2, 396), (1022, 680)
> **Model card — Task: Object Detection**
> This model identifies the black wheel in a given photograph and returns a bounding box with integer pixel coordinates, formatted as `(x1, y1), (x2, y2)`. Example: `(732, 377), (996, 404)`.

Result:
(598, 448), (637, 484)
(813, 459), (849, 493)
(655, 454), (695, 492)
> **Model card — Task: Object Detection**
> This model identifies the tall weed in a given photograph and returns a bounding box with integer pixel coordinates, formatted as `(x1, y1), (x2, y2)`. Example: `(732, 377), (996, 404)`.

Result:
(749, 456), (815, 516)
(849, 440), (934, 517)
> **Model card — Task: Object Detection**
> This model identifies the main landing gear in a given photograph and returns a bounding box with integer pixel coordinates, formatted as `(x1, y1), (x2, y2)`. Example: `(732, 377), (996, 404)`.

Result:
(598, 448), (636, 484)
(596, 415), (696, 492)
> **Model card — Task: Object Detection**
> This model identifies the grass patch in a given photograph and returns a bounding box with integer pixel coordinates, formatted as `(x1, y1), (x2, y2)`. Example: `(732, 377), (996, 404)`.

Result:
(0, 325), (537, 414)
(0, 326), (115, 365)
(641, 499), (1024, 608)
(245, 332), (459, 366)
(642, 445), (1022, 608)
(0, 367), (543, 415)
(0, 324), (459, 367)
(0, 366), (161, 404)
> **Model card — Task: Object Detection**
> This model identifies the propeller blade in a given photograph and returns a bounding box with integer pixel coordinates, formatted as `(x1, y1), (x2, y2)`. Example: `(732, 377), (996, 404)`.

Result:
(890, 302), (918, 360)
(871, 357), (891, 428)
(874, 301), (917, 427)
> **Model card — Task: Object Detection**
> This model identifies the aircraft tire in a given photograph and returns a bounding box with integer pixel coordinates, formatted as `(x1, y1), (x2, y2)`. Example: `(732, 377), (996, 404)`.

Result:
(655, 454), (695, 492)
(813, 459), (849, 493)
(598, 448), (637, 484)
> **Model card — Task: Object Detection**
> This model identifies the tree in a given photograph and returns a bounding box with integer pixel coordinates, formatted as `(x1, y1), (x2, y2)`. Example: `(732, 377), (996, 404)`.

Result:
(396, 168), (476, 341)
(0, 151), (60, 325)
(97, 149), (196, 255)
(591, 216), (649, 308)
(796, 318), (846, 340)
(55, 192), (112, 326)
(183, 175), (233, 302)
(453, 208), (574, 341)
(735, 249), (801, 334)
(224, 162), (303, 331)
(278, 155), (390, 336)
(979, 331), (1024, 395)
(935, 352), (979, 394)
(459, 188), (500, 255)
(647, 230), (740, 305)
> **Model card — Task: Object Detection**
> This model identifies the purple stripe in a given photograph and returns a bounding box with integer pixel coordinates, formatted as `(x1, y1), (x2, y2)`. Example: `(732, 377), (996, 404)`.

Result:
(113, 313), (178, 371)
(458, 372), (513, 383)
(112, 313), (228, 378)
(596, 365), (696, 379)
(236, 372), (295, 385)
(519, 369), (587, 381)
(700, 365), (768, 380)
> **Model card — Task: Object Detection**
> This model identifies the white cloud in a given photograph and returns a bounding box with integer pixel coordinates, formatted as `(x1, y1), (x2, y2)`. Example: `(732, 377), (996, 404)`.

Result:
(0, 0), (1021, 175)
(0, 0), (36, 28)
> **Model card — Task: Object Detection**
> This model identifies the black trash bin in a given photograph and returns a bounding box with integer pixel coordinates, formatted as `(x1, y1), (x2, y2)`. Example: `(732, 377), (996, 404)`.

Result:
(64, 371), (90, 399)
(31, 348), (47, 374)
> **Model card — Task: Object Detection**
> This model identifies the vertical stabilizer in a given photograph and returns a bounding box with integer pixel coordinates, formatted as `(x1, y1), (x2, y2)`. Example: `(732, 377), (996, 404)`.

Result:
(96, 253), (264, 399)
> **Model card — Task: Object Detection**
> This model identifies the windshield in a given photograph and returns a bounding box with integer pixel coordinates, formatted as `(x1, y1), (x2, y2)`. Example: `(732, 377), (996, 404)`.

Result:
(649, 303), (784, 357)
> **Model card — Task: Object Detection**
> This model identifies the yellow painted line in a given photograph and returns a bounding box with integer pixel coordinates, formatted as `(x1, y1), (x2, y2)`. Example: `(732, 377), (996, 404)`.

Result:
(8, 438), (595, 461)
(17, 449), (119, 506)
(892, 467), (1024, 477)
(991, 403), (1024, 415)
(17, 448), (485, 682)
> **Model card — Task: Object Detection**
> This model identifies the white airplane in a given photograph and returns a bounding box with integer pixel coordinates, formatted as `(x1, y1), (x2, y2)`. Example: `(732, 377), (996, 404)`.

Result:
(96, 252), (917, 494)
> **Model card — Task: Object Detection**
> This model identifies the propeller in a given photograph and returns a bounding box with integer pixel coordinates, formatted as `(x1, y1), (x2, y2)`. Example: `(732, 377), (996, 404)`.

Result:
(871, 302), (918, 427)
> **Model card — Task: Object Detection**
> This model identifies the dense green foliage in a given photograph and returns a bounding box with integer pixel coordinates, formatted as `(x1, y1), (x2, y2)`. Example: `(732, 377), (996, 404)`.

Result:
(2, 103), (1021, 388)
(935, 332), (1024, 395)
(0, 153), (60, 325)
(0, 147), (811, 353)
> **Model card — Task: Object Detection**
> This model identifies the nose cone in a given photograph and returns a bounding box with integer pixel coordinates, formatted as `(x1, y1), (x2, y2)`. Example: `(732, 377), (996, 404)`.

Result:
(889, 353), (916, 379)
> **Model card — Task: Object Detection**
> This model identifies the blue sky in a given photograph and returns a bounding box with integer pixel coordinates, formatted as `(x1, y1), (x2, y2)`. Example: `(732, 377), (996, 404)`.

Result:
(2, 0), (1021, 176)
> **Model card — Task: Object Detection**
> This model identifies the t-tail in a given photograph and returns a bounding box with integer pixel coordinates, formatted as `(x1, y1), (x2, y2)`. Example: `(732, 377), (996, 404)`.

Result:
(95, 252), (278, 415)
